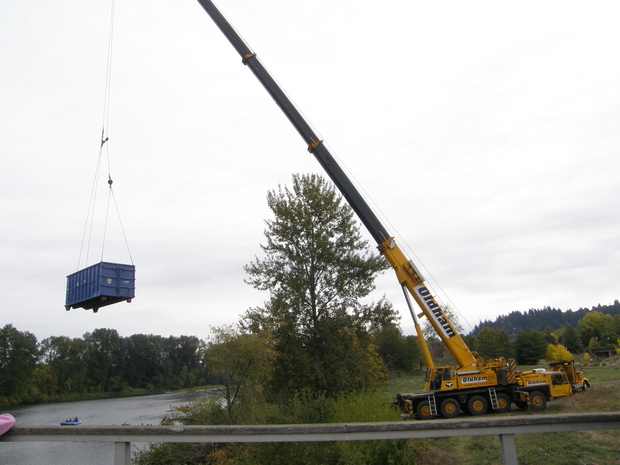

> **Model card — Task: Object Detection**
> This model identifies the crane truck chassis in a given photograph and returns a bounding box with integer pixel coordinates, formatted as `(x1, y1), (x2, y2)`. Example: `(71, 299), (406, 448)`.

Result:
(396, 363), (575, 419)
(196, 0), (584, 419)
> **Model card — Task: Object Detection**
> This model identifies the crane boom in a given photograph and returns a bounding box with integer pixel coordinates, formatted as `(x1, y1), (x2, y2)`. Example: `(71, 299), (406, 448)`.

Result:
(196, 0), (387, 244)
(196, 0), (478, 370)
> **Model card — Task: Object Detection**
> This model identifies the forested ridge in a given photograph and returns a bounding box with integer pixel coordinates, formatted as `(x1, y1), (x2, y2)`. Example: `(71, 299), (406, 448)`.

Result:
(472, 300), (620, 338)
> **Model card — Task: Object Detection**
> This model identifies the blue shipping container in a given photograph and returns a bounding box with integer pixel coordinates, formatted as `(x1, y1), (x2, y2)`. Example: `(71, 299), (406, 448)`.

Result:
(65, 262), (135, 313)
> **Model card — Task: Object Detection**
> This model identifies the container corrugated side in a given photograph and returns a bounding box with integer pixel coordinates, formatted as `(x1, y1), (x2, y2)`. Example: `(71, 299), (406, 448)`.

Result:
(65, 262), (135, 312)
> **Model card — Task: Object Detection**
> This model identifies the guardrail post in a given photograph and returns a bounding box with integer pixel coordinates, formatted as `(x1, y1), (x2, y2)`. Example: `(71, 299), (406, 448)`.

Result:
(499, 434), (518, 465)
(114, 441), (131, 465)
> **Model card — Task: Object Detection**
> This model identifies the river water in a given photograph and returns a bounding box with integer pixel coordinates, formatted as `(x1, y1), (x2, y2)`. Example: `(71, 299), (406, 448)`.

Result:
(0, 391), (213, 465)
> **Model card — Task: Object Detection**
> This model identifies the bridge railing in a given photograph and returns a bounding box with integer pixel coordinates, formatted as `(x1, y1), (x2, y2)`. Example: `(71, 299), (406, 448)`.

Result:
(2, 412), (619, 465)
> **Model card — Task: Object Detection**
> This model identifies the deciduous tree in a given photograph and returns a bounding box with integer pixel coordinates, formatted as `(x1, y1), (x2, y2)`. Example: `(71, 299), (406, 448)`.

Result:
(0, 324), (39, 404)
(204, 325), (275, 423)
(545, 343), (573, 362)
(559, 324), (584, 354)
(476, 328), (514, 359)
(40, 336), (90, 395)
(243, 174), (395, 398)
(578, 311), (617, 347)
(514, 330), (548, 365)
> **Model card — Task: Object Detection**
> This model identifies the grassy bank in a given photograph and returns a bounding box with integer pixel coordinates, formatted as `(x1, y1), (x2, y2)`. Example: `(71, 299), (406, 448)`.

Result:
(386, 363), (620, 465)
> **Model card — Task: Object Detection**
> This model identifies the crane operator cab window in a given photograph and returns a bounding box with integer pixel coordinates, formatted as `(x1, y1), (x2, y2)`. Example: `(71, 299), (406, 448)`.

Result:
(427, 367), (455, 391)
(551, 373), (569, 386)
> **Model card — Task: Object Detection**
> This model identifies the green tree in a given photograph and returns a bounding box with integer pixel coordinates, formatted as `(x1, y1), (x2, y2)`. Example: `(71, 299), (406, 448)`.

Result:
(578, 311), (616, 347)
(559, 324), (584, 354)
(163, 335), (205, 390)
(403, 335), (425, 372)
(476, 328), (514, 359)
(373, 324), (407, 371)
(0, 324), (39, 404)
(83, 328), (125, 392)
(514, 330), (548, 365)
(40, 336), (90, 395)
(243, 173), (394, 399)
(204, 325), (275, 423)
(600, 331), (620, 347)
(123, 334), (168, 390)
(462, 334), (477, 353)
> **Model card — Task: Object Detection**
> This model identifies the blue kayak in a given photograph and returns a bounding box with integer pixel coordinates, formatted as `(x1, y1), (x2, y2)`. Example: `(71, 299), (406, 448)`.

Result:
(60, 421), (82, 426)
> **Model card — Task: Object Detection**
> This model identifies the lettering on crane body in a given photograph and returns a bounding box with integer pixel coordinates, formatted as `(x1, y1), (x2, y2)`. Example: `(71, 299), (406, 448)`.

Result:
(527, 381), (547, 386)
(414, 286), (456, 338)
(461, 376), (488, 384)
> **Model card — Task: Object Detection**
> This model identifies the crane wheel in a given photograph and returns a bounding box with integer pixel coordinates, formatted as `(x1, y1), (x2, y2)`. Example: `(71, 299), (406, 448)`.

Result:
(494, 393), (511, 413)
(529, 391), (547, 412)
(415, 401), (434, 420)
(467, 395), (488, 416)
(440, 398), (460, 419)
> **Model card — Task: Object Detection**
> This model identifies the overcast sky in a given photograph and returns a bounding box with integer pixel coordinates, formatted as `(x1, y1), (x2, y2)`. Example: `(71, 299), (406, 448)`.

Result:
(1, 0), (619, 343)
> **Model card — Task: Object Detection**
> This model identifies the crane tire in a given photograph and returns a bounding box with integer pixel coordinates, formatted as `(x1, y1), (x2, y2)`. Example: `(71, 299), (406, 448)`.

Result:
(467, 395), (488, 416)
(493, 393), (511, 413)
(415, 401), (434, 420)
(439, 398), (460, 419)
(529, 391), (547, 412)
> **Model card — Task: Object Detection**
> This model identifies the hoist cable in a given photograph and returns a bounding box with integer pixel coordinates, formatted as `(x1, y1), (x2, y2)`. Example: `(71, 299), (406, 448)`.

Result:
(101, 0), (115, 135)
(76, 141), (104, 270)
(77, 0), (134, 269)
(104, 182), (135, 265)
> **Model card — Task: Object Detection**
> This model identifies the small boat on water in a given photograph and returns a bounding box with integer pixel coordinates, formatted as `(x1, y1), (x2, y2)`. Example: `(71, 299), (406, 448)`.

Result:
(60, 418), (81, 426)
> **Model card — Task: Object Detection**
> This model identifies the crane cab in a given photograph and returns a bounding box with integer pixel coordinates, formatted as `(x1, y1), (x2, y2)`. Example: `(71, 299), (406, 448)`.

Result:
(425, 367), (457, 392)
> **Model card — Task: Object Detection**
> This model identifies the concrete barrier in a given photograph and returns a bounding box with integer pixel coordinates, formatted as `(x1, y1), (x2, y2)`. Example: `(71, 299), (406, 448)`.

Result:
(3, 412), (620, 465)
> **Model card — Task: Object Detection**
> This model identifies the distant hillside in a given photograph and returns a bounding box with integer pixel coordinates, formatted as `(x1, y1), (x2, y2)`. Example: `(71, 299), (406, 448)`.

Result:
(471, 300), (620, 338)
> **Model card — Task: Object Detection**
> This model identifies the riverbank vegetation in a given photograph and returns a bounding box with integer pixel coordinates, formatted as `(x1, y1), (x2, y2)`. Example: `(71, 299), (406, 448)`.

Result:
(0, 326), (206, 407)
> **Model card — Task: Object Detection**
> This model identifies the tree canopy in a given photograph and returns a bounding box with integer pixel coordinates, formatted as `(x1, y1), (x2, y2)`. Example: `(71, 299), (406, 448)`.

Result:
(579, 311), (620, 347)
(475, 327), (514, 359)
(243, 173), (396, 398)
(0, 325), (207, 406)
(514, 330), (548, 365)
(204, 325), (275, 423)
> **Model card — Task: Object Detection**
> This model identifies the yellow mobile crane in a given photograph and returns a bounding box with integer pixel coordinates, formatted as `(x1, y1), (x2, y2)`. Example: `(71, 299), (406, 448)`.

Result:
(196, 0), (575, 419)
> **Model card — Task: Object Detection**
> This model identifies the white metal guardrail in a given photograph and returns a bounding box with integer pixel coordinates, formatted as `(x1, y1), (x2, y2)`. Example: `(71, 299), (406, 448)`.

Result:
(2, 412), (619, 465)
